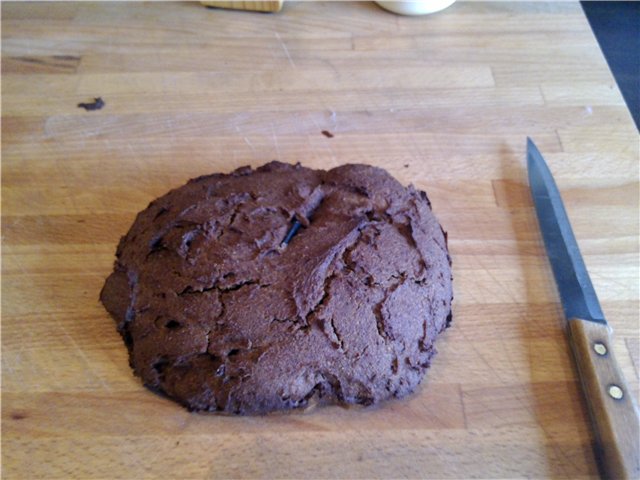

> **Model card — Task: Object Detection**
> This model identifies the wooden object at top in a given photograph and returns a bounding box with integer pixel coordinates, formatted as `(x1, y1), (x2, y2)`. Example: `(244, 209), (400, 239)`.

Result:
(200, 1), (283, 13)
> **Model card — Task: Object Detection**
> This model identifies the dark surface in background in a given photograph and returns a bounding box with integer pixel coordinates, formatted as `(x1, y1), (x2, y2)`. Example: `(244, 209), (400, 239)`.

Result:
(582, 1), (640, 131)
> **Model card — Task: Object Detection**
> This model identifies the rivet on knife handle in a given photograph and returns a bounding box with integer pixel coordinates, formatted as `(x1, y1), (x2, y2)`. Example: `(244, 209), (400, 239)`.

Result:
(568, 319), (640, 479)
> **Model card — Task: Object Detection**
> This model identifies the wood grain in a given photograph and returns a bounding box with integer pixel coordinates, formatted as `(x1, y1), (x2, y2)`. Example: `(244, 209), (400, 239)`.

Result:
(2, 2), (638, 479)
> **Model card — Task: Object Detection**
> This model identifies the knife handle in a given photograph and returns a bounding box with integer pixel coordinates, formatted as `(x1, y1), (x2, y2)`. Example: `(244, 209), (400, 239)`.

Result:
(568, 318), (640, 479)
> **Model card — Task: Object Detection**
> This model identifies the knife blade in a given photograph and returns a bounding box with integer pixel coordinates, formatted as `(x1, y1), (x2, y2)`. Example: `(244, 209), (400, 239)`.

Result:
(527, 137), (640, 479)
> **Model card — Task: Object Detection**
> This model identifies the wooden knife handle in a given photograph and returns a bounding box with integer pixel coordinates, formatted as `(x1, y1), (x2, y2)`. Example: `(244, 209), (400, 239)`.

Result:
(568, 318), (640, 479)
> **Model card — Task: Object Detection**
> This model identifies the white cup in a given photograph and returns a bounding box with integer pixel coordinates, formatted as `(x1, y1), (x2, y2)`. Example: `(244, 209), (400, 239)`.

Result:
(375, 0), (456, 15)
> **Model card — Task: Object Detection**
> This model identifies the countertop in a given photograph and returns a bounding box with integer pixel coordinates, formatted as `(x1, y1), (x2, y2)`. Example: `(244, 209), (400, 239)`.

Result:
(2, 1), (638, 478)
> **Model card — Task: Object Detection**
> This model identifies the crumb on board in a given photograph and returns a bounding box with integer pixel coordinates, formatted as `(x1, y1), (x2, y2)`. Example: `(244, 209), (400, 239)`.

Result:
(321, 130), (334, 138)
(77, 97), (105, 111)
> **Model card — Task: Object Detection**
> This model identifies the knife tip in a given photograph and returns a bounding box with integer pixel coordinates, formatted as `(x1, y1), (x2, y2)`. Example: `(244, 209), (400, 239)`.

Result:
(526, 137), (543, 170)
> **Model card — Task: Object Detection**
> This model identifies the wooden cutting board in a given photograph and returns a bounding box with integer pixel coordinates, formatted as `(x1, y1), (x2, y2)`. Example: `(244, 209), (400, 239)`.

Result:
(2, 2), (638, 478)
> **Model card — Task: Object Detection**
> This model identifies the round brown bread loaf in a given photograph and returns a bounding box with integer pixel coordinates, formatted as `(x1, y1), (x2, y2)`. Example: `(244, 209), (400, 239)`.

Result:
(100, 162), (453, 414)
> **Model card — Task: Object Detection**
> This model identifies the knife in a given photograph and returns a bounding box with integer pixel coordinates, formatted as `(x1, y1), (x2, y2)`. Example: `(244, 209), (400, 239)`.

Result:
(527, 137), (640, 479)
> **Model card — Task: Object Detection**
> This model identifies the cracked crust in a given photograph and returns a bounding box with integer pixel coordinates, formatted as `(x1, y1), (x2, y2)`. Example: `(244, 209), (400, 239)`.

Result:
(100, 162), (453, 414)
